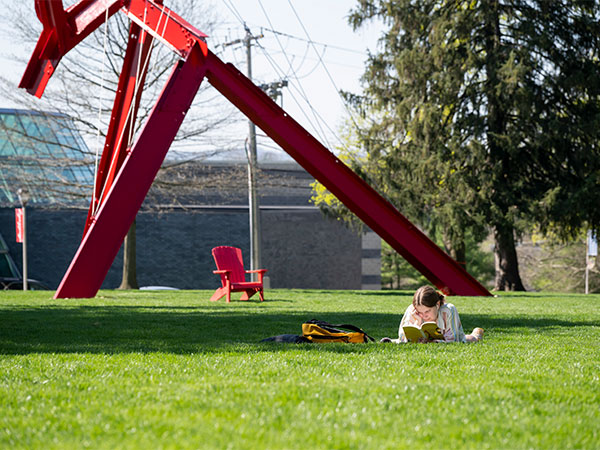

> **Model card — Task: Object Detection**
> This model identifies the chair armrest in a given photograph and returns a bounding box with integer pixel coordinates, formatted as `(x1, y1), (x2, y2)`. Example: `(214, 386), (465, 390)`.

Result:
(213, 269), (232, 280)
(245, 269), (267, 283)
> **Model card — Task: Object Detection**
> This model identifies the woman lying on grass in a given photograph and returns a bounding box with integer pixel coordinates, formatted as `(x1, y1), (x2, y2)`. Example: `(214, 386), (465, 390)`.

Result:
(381, 285), (484, 343)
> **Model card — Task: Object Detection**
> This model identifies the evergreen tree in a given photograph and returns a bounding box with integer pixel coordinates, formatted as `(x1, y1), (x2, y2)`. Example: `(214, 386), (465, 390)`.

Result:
(347, 0), (600, 290)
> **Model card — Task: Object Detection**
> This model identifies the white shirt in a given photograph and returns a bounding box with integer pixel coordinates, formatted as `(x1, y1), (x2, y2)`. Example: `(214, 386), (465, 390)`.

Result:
(396, 302), (467, 343)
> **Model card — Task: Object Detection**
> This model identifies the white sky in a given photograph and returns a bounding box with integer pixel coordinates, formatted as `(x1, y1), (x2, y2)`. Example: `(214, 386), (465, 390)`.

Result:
(209, 0), (381, 150)
(0, 0), (382, 156)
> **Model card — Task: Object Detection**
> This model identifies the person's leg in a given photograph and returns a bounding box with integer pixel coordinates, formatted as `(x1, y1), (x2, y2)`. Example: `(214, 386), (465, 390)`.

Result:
(465, 327), (484, 342)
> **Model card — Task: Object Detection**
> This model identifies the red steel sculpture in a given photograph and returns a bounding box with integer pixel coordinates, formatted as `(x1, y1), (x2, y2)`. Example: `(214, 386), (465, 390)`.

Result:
(19, 0), (492, 298)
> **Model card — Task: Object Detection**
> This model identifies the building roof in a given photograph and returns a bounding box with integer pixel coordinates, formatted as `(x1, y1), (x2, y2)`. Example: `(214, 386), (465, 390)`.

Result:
(0, 108), (94, 208)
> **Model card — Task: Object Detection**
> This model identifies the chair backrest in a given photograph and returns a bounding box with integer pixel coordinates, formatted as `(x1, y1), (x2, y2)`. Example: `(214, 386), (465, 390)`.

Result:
(212, 246), (247, 284)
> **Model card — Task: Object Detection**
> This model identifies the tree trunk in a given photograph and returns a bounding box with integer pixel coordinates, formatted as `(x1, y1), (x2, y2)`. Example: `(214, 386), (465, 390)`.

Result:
(493, 225), (525, 291)
(483, 2), (524, 292)
(443, 234), (467, 271)
(118, 220), (138, 290)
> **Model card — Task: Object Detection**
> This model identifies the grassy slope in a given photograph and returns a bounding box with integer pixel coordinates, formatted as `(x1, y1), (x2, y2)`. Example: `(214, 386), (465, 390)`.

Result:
(1, 289), (599, 449)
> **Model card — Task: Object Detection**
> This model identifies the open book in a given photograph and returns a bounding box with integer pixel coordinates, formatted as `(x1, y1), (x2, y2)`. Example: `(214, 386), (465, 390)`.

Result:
(403, 322), (444, 343)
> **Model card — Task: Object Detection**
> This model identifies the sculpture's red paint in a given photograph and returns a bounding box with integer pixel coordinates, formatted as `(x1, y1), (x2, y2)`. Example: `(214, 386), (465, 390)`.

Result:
(19, 0), (491, 298)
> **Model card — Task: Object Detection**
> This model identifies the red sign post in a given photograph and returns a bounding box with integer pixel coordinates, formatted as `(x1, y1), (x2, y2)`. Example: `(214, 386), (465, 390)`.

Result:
(15, 208), (24, 243)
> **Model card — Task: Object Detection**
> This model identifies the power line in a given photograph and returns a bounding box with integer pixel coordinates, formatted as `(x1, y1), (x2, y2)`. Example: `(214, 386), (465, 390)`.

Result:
(220, 0), (246, 27)
(255, 45), (364, 71)
(285, 0), (361, 140)
(252, 39), (327, 142)
(215, 25), (369, 56)
(254, 39), (336, 147)
(261, 27), (367, 56)
(218, 0), (361, 152)
(256, 0), (333, 148)
(256, 45), (349, 152)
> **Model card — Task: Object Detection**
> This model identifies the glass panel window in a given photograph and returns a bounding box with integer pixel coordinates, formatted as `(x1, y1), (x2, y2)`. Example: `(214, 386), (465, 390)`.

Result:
(0, 109), (94, 207)
(0, 135), (17, 156)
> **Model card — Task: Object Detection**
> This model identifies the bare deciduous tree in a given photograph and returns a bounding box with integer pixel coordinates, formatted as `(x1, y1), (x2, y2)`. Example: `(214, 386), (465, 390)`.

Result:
(0, 1), (243, 289)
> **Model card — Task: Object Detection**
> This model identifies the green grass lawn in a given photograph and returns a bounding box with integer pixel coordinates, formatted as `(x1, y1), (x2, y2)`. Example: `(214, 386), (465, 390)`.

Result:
(1, 289), (599, 449)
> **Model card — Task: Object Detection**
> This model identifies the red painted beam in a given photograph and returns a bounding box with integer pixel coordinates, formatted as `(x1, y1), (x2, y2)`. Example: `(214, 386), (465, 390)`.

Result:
(20, 0), (207, 98)
(124, 0), (207, 57)
(20, 0), (490, 296)
(55, 45), (208, 298)
(84, 20), (155, 233)
(19, 0), (123, 98)
(201, 50), (491, 296)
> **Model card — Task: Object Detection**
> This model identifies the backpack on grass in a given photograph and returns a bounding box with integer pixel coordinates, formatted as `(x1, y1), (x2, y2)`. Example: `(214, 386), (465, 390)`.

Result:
(301, 319), (375, 343)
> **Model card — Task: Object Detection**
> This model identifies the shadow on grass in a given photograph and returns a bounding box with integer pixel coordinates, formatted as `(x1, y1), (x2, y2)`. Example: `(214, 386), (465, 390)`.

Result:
(1, 304), (597, 355)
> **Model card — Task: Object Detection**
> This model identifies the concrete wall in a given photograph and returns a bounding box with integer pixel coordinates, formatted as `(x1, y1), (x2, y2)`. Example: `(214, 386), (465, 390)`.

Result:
(0, 206), (364, 290)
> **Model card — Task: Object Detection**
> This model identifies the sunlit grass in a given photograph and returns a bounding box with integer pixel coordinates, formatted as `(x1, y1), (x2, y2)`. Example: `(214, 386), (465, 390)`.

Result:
(1, 289), (599, 449)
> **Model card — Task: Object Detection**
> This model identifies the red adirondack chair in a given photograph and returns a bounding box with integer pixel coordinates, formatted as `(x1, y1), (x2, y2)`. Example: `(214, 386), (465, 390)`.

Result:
(210, 246), (267, 302)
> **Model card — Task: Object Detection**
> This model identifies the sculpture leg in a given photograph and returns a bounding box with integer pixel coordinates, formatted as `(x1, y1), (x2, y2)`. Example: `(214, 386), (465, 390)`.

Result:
(85, 21), (155, 233)
(203, 51), (490, 296)
(54, 45), (208, 298)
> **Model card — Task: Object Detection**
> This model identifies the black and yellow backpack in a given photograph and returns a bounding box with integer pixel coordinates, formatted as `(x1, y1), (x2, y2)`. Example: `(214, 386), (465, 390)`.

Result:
(301, 319), (375, 343)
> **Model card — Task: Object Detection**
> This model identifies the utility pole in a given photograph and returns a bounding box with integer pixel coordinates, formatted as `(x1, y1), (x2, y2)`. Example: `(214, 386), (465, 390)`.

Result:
(245, 27), (262, 278)
(223, 27), (264, 278)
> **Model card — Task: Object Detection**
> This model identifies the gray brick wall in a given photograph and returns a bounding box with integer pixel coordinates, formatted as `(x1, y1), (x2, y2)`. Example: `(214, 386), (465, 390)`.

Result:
(262, 209), (361, 289)
(0, 206), (362, 291)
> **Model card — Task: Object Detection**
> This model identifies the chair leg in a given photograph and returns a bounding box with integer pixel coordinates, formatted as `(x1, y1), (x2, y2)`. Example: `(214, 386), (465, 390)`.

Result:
(258, 288), (264, 302)
(226, 288), (231, 303)
(240, 289), (256, 301)
(210, 287), (227, 302)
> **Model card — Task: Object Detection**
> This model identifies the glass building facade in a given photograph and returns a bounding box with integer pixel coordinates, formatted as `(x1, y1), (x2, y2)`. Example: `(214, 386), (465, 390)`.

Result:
(0, 108), (94, 207)
(0, 108), (94, 282)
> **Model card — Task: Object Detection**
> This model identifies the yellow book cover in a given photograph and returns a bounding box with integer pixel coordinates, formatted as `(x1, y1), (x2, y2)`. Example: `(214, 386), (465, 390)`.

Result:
(403, 322), (443, 342)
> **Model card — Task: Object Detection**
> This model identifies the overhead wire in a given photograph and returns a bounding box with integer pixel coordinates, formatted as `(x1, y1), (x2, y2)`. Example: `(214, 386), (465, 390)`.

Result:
(219, 0), (334, 147)
(252, 39), (325, 137)
(262, 27), (366, 55)
(271, 36), (312, 80)
(253, 38), (337, 147)
(285, 0), (363, 148)
(212, 31), (367, 67)
(256, 0), (334, 148)
(257, 44), (364, 70)
(258, 42), (329, 80)
(220, 0), (246, 28)
(218, 0), (369, 153)
(284, 0), (389, 201)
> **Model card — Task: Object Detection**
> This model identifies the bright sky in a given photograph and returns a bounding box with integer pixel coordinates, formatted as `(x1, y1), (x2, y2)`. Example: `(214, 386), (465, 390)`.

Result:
(0, 0), (382, 156)
(209, 0), (381, 151)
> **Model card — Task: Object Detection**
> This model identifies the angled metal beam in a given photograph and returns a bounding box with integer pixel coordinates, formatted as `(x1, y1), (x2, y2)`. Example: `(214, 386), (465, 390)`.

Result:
(84, 20), (155, 233)
(55, 44), (208, 299)
(19, 0), (123, 98)
(200, 50), (491, 296)
(124, 0), (207, 57)
(20, 0), (491, 297)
